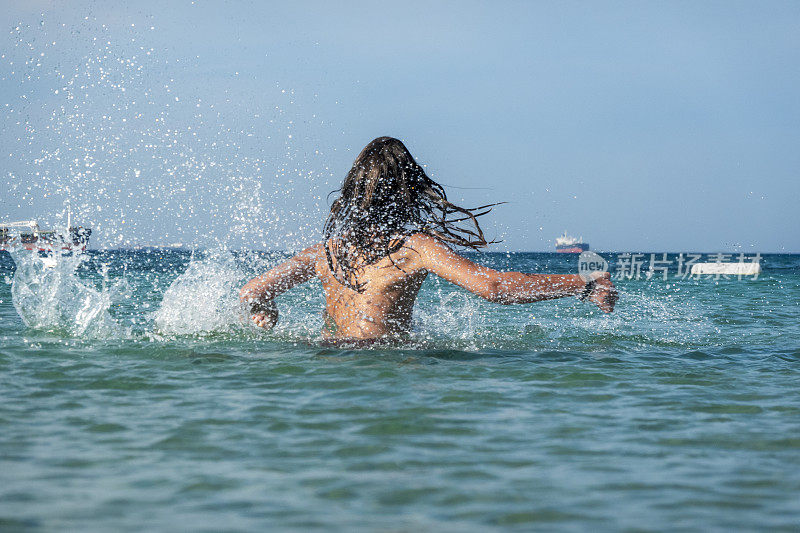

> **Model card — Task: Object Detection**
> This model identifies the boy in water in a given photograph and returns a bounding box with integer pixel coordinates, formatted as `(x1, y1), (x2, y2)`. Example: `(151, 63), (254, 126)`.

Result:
(240, 137), (617, 341)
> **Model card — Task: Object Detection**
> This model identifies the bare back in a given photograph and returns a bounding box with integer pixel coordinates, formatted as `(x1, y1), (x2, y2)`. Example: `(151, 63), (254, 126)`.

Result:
(315, 239), (428, 339)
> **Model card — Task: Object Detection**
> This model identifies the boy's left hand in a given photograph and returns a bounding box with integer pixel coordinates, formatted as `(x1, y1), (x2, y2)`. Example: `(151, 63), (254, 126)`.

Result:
(589, 272), (618, 313)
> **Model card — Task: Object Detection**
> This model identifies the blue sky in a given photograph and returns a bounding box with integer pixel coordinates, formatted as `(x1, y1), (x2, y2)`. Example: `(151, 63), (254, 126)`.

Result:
(1, 1), (798, 251)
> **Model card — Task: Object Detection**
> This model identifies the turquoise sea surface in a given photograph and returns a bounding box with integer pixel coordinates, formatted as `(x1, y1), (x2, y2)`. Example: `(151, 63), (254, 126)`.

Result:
(1, 249), (799, 531)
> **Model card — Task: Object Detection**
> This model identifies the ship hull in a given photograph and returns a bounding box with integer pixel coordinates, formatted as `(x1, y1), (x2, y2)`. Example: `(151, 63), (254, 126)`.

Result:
(556, 243), (590, 253)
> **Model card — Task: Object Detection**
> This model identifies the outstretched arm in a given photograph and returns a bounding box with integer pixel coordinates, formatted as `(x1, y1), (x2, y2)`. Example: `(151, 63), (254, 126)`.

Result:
(239, 243), (322, 328)
(407, 234), (617, 312)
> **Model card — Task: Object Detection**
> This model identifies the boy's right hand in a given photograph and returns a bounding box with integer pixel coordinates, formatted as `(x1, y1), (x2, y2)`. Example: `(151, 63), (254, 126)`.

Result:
(242, 296), (278, 330)
(251, 310), (278, 330)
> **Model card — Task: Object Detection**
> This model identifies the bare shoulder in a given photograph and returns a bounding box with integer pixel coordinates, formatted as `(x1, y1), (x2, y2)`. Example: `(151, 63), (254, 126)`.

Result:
(403, 232), (448, 252)
(293, 242), (325, 268)
(400, 233), (455, 270)
(298, 242), (325, 257)
(401, 232), (496, 283)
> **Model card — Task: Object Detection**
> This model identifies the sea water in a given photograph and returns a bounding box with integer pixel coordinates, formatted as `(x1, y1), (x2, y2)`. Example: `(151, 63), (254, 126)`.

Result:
(1, 249), (799, 531)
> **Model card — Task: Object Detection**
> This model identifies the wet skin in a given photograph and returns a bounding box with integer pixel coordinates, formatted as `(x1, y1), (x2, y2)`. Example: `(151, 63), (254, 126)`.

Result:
(240, 233), (618, 340)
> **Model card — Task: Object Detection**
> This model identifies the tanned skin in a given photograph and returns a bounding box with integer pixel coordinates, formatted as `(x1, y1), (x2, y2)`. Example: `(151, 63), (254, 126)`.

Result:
(240, 233), (618, 341)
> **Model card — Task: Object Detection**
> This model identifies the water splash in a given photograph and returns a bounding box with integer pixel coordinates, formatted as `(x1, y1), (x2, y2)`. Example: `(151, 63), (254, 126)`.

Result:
(414, 283), (482, 348)
(9, 247), (124, 338)
(152, 249), (248, 336)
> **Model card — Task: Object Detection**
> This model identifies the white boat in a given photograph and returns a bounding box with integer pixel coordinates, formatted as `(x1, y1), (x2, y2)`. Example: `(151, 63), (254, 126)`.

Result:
(1, 210), (91, 251)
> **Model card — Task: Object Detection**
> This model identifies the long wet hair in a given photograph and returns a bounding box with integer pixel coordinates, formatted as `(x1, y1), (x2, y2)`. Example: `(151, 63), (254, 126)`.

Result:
(324, 136), (497, 292)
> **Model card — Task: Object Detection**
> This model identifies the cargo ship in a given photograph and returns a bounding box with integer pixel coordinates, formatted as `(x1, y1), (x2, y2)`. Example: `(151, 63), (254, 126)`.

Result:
(555, 231), (589, 253)
(1, 213), (91, 252)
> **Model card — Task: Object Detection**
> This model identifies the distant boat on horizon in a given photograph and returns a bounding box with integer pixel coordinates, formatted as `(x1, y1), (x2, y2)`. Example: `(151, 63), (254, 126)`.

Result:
(555, 231), (589, 253)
